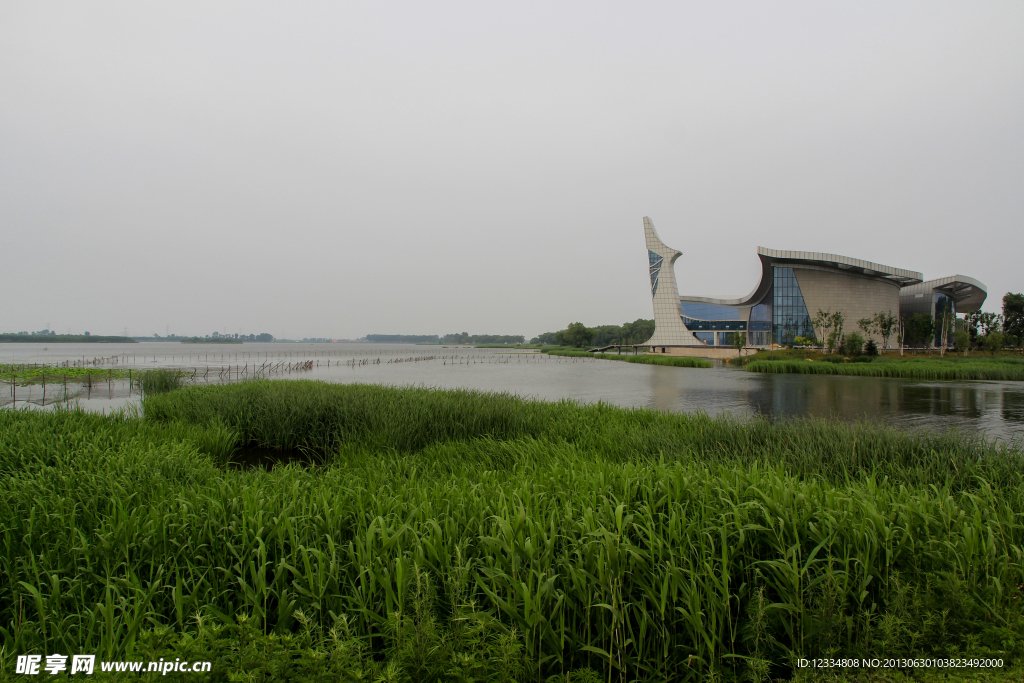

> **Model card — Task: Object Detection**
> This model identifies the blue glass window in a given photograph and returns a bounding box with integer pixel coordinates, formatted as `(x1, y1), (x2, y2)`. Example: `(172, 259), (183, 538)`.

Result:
(749, 302), (771, 321)
(649, 250), (662, 296)
(693, 332), (715, 345)
(772, 267), (813, 345)
(679, 303), (742, 320)
(682, 317), (747, 331)
(747, 301), (772, 336)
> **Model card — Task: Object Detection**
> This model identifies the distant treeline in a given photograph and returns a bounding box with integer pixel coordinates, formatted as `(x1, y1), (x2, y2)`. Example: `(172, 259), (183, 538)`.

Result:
(365, 335), (441, 343)
(441, 333), (525, 345)
(0, 334), (136, 343)
(134, 333), (275, 342)
(181, 337), (243, 344)
(364, 334), (526, 344)
(531, 319), (655, 348)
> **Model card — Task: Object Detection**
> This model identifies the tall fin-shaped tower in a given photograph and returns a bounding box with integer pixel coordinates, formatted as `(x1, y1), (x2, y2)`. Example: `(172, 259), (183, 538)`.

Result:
(643, 217), (701, 346)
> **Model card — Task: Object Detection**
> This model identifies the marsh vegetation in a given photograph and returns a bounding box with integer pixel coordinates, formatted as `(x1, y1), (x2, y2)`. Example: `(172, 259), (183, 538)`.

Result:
(2, 381), (1022, 681)
(745, 351), (1024, 381)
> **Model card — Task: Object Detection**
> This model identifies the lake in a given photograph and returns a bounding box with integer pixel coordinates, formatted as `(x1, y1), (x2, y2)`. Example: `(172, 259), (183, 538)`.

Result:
(3, 342), (1022, 442)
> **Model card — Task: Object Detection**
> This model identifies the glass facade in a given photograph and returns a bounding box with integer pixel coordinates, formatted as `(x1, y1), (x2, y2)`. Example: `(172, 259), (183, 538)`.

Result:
(746, 301), (772, 346)
(649, 250), (662, 296)
(772, 267), (813, 345)
(682, 317), (747, 331)
(679, 301), (746, 344)
(679, 302), (742, 320)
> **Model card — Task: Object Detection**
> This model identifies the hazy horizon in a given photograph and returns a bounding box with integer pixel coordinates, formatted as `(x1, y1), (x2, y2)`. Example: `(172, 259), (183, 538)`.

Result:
(3, 2), (1022, 340)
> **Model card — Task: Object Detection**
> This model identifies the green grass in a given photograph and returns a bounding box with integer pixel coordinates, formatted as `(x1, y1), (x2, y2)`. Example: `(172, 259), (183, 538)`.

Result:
(746, 357), (1024, 380)
(0, 364), (131, 385)
(545, 348), (713, 368)
(2, 381), (1023, 682)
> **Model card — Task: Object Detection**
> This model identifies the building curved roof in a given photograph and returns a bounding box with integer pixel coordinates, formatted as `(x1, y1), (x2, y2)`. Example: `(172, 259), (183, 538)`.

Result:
(756, 248), (923, 286)
(899, 275), (988, 312)
(678, 247), (923, 309)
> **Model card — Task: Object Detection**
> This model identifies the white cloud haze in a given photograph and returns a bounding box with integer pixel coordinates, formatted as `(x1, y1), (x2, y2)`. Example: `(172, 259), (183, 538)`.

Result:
(2, 2), (1022, 338)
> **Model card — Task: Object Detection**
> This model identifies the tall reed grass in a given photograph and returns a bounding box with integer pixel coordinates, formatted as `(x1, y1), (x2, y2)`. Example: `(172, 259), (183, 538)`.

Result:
(138, 368), (191, 395)
(746, 359), (1024, 380)
(2, 382), (1022, 681)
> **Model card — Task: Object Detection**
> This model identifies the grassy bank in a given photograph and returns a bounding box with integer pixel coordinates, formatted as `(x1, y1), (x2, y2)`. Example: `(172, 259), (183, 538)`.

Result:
(545, 347), (713, 368)
(746, 355), (1024, 380)
(2, 381), (1023, 681)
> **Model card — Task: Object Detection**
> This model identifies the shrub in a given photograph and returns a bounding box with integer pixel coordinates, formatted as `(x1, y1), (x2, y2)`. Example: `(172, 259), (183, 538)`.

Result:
(864, 339), (879, 356)
(843, 332), (865, 356)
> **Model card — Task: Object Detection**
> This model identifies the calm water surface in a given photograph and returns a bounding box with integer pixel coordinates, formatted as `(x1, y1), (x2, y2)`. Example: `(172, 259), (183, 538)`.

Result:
(3, 342), (1022, 442)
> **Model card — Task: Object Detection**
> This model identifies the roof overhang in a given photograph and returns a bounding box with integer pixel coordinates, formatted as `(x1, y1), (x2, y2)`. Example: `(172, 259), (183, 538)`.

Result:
(899, 275), (988, 312)
(757, 247), (923, 287)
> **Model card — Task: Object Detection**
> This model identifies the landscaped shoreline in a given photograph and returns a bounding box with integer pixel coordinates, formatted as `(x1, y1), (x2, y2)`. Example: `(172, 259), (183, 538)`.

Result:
(3, 380), (1022, 681)
(545, 347), (713, 367)
(743, 350), (1024, 380)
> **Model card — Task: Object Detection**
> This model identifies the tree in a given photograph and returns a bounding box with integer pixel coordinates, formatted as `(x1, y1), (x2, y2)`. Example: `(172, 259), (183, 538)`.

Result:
(589, 325), (622, 347)
(963, 311), (982, 346)
(857, 317), (875, 338)
(873, 311), (897, 350)
(1004, 293), (1024, 341)
(533, 319), (654, 348)
(826, 329), (840, 354)
(978, 312), (1004, 336)
(983, 330), (1004, 355)
(827, 311), (845, 353)
(935, 299), (954, 356)
(559, 322), (595, 348)
(732, 331), (747, 357)
(953, 328), (971, 355)
(843, 332), (865, 356)
(905, 314), (934, 349)
(811, 309), (831, 350)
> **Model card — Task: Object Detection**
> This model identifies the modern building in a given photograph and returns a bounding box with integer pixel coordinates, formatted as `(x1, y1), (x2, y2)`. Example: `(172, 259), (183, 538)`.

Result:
(643, 217), (986, 349)
(899, 276), (988, 346)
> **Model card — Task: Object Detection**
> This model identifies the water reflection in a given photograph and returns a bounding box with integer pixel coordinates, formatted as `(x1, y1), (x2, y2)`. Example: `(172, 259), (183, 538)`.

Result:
(711, 370), (1022, 441)
(2, 342), (1022, 442)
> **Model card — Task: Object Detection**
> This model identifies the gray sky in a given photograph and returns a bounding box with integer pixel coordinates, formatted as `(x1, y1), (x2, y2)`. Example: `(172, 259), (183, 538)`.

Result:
(2, 2), (1021, 340)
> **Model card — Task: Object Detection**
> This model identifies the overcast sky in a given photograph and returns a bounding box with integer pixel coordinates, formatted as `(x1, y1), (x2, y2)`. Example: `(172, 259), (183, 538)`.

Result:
(2, 2), (1021, 339)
